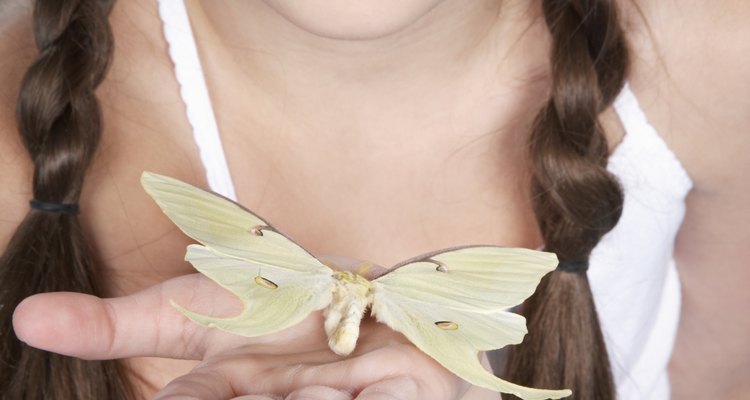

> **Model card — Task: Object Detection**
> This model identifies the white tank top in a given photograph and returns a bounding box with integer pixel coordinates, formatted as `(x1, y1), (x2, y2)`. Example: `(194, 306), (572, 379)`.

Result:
(157, 1), (692, 398)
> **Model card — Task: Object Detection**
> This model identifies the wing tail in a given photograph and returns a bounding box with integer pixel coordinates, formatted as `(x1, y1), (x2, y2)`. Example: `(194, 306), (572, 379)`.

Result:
(371, 246), (570, 399)
(447, 352), (572, 400)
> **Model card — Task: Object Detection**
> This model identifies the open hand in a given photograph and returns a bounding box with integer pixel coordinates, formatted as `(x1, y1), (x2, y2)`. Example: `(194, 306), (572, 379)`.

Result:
(13, 270), (469, 399)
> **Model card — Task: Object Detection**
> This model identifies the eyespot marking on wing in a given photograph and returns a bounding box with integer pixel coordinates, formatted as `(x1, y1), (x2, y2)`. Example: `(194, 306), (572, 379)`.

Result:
(435, 321), (459, 330)
(254, 276), (278, 289)
(427, 258), (449, 273)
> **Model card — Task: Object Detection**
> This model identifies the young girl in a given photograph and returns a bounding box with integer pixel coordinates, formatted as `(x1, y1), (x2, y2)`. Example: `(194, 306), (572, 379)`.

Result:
(1, 0), (748, 399)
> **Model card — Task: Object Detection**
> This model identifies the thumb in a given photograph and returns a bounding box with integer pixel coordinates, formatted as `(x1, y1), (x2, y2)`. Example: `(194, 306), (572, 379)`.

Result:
(12, 273), (247, 360)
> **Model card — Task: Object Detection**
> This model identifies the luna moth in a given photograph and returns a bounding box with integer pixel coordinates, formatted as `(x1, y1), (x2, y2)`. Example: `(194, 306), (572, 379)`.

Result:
(141, 172), (571, 400)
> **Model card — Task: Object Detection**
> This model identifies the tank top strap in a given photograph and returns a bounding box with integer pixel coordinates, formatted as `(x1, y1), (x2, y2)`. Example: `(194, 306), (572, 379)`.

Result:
(612, 84), (692, 196)
(594, 84), (692, 399)
(158, 0), (237, 200)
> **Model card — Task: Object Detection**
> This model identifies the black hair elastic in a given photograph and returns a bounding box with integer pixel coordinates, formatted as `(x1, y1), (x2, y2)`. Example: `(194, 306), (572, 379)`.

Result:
(30, 199), (80, 215)
(556, 259), (589, 273)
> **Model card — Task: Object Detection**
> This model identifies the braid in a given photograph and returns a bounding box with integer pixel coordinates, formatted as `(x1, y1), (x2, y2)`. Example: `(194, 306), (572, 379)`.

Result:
(505, 1), (628, 399)
(0, 0), (135, 398)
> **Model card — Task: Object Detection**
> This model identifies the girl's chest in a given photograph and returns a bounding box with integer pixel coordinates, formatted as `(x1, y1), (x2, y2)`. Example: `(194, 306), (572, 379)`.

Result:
(86, 91), (544, 298)
(89, 4), (550, 297)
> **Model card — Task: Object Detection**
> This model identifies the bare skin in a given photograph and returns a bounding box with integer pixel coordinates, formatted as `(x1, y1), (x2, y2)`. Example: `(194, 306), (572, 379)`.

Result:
(1, 0), (749, 398)
(623, 2), (750, 398)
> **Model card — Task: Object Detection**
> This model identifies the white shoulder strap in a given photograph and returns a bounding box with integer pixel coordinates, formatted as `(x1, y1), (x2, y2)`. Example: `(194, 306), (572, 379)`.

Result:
(612, 84), (692, 195)
(158, 0), (237, 200)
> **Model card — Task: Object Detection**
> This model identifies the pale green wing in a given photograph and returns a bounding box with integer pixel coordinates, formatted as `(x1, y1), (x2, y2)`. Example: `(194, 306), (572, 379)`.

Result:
(371, 246), (571, 400)
(141, 172), (335, 337)
(173, 245), (334, 337)
(141, 172), (328, 273)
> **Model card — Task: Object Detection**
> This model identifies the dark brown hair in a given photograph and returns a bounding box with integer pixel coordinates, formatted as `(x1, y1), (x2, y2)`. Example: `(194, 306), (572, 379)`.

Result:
(505, 1), (628, 399)
(0, 0), (627, 399)
(0, 0), (135, 398)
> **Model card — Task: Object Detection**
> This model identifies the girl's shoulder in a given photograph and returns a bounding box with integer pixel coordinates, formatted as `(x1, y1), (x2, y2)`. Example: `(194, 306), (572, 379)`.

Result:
(0, 0), (191, 275)
(0, 1), (35, 251)
(625, 2), (750, 397)
(624, 0), (750, 187)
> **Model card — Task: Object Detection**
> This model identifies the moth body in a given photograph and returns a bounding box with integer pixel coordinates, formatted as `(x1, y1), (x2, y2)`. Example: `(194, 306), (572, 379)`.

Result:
(323, 271), (373, 356)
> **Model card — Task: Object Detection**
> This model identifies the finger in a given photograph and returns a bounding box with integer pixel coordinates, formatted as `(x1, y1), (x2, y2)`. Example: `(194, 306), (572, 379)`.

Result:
(233, 396), (282, 400)
(154, 349), (346, 400)
(286, 386), (353, 400)
(154, 364), (235, 400)
(355, 376), (418, 400)
(230, 344), (439, 395)
(12, 274), (251, 360)
(154, 345), (444, 399)
(154, 353), (367, 400)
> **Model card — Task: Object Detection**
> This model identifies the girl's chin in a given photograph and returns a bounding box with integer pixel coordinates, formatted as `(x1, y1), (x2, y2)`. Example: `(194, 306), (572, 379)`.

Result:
(260, 0), (446, 40)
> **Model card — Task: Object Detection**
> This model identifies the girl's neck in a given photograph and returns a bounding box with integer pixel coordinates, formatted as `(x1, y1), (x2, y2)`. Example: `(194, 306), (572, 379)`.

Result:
(187, 0), (548, 131)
